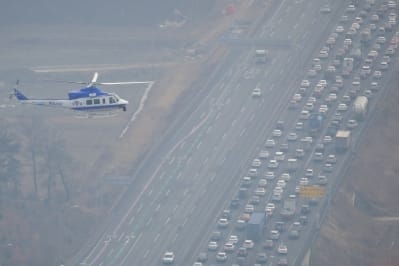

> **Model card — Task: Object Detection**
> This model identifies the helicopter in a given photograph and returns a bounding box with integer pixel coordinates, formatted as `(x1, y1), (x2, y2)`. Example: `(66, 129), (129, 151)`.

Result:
(12, 72), (147, 115)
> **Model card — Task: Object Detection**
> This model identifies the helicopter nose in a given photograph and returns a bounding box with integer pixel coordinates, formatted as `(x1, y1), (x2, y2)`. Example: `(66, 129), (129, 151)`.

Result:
(121, 98), (129, 105)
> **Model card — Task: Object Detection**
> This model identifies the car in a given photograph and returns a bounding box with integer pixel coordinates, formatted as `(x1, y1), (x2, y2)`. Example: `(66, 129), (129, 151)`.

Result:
(301, 204), (310, 215)
(263, 239), (274, 250)
(197, 252), (208, 263)
(228, 235), (239, 244)
(259, 150), (269, 159)
(307, 69), (317, 78)
(223, 242), (235, 252)
(273, 186), (284, 195)
(248, 168), (258, 177)
(292, 93), (302, 102)
(346, 4), (356, 13)
(216, 252), (227, 262)
(305, 168), (314, 178)
(322, 135), (333, 144)
(377, 36), (386, 44)
(274, 151), (285, 161)
(162, 252), (175, 264)
(295, 148), (305, 159)
(317, 175), (328, 185)
(235, 219), (246, 231)
(252, 158), (262, 168)
(244, 204), (255, 213)
(342, 95), (351, 102)
(211, 231), (222, 241)
(371, 14), (379, 22)
(299, 177), (309, 186)
(379, 61), (389, 71)
(287, 132), (298, 141)
(279, 143), (289, 152)
(280, 173), (291, 181)
(337, 103), (348, 111)
(371, 82), (379, 91)
(272, 129), (283, 138)
(335, 25), (344, 33)
(265, 139), (276, 148)
(278, 257), (289, 265)
(218, 218), (229, 228)
(265, 203), (276, 214)
(265, 171), (275, 180)
(319, 104), (328, 113)
(270, 230), (280, 240)
(313, 152), (324, 162)
(295, 122), (304, 131)
(364, 90), (373, 98)
(243, 239), (254, 249)
(271, 192), (282, 202)
(300, 79), (310, 88)
(193, 262), (203, 266)
(326, 93), (337, 102)
(288, 230), (300, 240)
(256, 252), (268, 263)
(344, 38), (352, 46)
(347, 119), (358, 129)
(278, 243), (288, 254)
(299, 110), (310, 120)
(326, 154), (337, 164)
(304, 102), (314, 111)
(320, 4), (331, 13)
(258, 178), (267, 187)
(276, 179), (287, 188)
(373, 70), (383, 79)
(332, 112), (343, 122)
(241, 176), (252, 187)
(230, 198), (239, 209)
(299, 215), (308, 225)
(319, 49), (329, 58)
(252, 87), (262, 97)
(248, 195), (259, 206)
(255, 187), (266, 196)
(323, 163), (334, 173)
(268, 160), (279, 169)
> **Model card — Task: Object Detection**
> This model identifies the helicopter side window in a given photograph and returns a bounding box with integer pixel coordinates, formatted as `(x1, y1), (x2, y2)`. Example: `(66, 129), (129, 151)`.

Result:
(102, 98), (106, 104)
(109, 97), (116, 104)
(93, 99), (100, 104)
(86, 99), (93, 105)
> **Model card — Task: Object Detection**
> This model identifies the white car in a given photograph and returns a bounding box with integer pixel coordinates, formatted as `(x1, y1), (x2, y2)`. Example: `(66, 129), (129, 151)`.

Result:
(272, 129), (283, 138)
(292, 93), (302, 102)
(228, 235), (239, 244)
(252, 158), (262, 168)
(216, 252), (227, 262)
(243, 239), (254, 249)
(162, 252), (175, 264)
(305, 168), (314, 178)
(335, 25), (344, 33)
(322, 135), (333, 144)
(218, 218), (229, 228)
(258, 178), (267, 187)
(259, 150), (269, 159)
(265, 139), (276, 148)
(265, 203), (275, 212)
(265, 171), (275, 180)
(274, 151), (285, 161)
(327, 93), (337, 101)
(255, 187), (266, 196)
(337, 103), (348, 111)
(248, 168), (258, 177)
(287, 132), (298, 141)
(252, 87), (262, 97)
(208, 241), (218, 251)
(276, 179), (287, 188)
(280, 173), (291, 181)
(244, 204), (255, 213)
(299, 110), (310, 120)
(319, 105), (328, 113)
(300, 79), (310, 88)
(326, 154), (337, 164)
(299, 177), (309, 186)
(268, 160), (279, 169)
(347, 119), (358, 129)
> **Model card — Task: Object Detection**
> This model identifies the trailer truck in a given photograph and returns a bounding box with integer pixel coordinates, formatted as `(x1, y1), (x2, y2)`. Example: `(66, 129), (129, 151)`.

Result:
(246, 212), (266, 242)
(280, 199), (296, 219)
(353, 96), (368, 120)
(335, 130), (351, 152)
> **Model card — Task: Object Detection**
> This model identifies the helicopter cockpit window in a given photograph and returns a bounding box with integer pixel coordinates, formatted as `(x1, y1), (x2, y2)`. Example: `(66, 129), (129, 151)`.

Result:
(86, 99), (93, 105)
(109, 97), (116, 104)
(93, 99), (100, 104)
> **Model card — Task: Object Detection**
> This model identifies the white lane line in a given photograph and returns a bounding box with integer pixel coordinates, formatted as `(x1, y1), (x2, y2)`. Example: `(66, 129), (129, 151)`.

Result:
(249, 113), (255, 122)
(176, 172), (182, 181)
(155, 203), (161, 212)
(187, 157), (192, 165)
(159, 171), (165, 180)
(143, 249), (150, 258)
(168, 156), (175, 165)
(118, 232), (125, 242)
(206, 125), (212, 134)
(137, 203), (143, 213)
(232, 119), (237, 126)
(119, 81), (154, 139)
(215, 112), (221, 120)
(154, 233), (160, 243)
(294, 23), (298, 30)
(164, 217), (170, 225)
(240, 128), (247, 137)
(146, 217), (152, 226)
(240, 106), (246, 113)
(173, 204), (179, 213)
(148, 189), (153, 196)
(222, 133), (227, 140)
(196, 141), (202, 150)
(128, 215), (136, 225)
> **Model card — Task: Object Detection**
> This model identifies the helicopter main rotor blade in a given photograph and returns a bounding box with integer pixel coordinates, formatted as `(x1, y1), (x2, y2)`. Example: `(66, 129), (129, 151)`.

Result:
(98, 81), (151, 85)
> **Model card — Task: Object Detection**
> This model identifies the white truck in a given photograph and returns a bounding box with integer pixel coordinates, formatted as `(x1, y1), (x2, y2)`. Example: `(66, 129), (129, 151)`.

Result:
(255, 49), (268, 63)
(335, 130), (351, 152)
(353, 96), (368, 120)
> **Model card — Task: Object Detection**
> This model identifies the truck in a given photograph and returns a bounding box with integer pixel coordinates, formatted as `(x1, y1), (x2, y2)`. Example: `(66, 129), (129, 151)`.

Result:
(246, 212), (266, 242)
(342, 57), (354, 77)
(280, 199), (296, 219)
(255, 49), (268, 63)
(353, 96), (368, 120)
(335, 130), (351, 152)
(308, 113), (325, 136)
(287, 158), (298, 172)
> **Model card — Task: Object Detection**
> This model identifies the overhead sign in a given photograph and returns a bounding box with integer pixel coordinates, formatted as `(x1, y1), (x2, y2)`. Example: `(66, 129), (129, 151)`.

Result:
(300, 185), (325, 198)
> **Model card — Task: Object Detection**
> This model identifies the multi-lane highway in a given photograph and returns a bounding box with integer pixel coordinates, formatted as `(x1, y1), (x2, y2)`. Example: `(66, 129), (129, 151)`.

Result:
(69, 0), (399, 265)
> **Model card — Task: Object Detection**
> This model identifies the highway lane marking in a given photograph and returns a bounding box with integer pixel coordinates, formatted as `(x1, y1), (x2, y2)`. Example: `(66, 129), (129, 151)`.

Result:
(143, 249), (150, 259)
(183, 189), (189, 197)
(203, 157), (209, 165)
(146, 217), (152, 227)
(183, 217), (188, 228)
(119, 232), (142, 265)
(164, 217), (170, 225)
(128, 215), (136, 225)
(239, 128), (247, 137)
(196, 141), (202, 150)
(159, 171), (165, 180)
(148, 189), (153, 196)
(86, 237), (111, 265)
(137, 203), (143, 213)
(232, 119), (237, 126)
(176, 172), (182, 181)
(173, 204), (179, 213)
(294, 23), (298, 30)
(173, 233), (179, 243)
(206, 125), (212, 134)
(179, 141), (185, 149)
(119, 81), (154, 139)
(118, 232), (125, 242)
(155, 203), (161, 212)
(240, 106), (246, 113)
(200, 111), (206, 119)
(222, 133), (227, 140)
(249, 113), (255, 122)
(165, 189), (170, 197)
(215, 112), (221, 120)
(168, 156), (175, 165)
(154, 233), (160, 243)
(279, 68), (285, 75)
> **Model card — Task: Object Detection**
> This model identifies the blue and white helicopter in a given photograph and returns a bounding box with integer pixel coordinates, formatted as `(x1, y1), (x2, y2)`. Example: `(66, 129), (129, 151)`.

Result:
(12, 72), (146, 115)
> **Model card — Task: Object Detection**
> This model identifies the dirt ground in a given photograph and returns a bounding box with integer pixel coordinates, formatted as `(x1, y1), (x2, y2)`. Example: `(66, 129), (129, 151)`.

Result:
(312, 74), (399, 266)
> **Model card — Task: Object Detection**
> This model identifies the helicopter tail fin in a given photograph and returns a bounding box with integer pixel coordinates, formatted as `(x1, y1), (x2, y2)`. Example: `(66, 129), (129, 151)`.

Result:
(13, 88), (28, 101)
